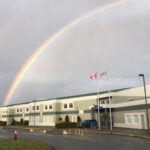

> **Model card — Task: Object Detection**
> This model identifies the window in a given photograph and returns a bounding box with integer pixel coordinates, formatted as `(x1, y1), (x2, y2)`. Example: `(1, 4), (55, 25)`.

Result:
(64, 104), (67, 109)
(26, 107), (29, 112)
(45, 105), (48, 110)
(35, 117), (39, 123)
(31, 117), (39, 124)
(69, 103), (73, 108)
(49, 104), (52, 109)
(72, 116), (77, 122)
(44, 117), (48, 123)
(127, 115), (131, 124)
(133, 115), (139, 124)
(36, 106), (39, 110)
(107, 100), (109, 104)
(17, 108), (19, 113)
(101, 100), (104, 104)
(43, 116), (53, 123)
(20, 108), (22, 112)
(32, 106), (35, 111)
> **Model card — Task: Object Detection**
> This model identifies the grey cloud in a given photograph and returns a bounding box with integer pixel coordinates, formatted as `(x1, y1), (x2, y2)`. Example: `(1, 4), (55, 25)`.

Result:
(0, 0), (150, 105)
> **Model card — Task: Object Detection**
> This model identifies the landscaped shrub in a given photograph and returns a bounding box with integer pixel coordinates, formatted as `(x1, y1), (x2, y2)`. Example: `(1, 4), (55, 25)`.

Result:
(23, 120), (29, 126)
(55, 122), (77, 128)
(11, 119), (15, 125)
(0, 121), (7, 126)
(58, 117), (63, 123)
(20, 118), (24, 125)
(11, 119), (29, 126)
(11, 119), (20, 125)
(77, 116), (81, 123)
(65, 115), (69, 123)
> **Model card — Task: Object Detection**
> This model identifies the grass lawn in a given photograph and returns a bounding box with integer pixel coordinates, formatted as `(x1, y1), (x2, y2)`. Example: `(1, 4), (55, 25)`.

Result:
(0, 138), (49, 150)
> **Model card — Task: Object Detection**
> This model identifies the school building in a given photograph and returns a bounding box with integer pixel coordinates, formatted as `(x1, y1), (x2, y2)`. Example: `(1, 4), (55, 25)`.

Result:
(0, 84), (150, 129)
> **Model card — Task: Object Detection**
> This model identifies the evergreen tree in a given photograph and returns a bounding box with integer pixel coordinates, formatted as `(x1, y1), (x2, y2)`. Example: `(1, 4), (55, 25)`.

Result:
(65, 115), (69, 123)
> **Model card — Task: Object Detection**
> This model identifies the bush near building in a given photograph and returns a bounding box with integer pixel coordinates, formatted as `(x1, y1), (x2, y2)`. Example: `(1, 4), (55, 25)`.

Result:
(55, 122), (77, 128)
(65, 115), (69, 123)
(23, 120), (29, 125)
(11, 119), (29, 126)
(0, 121), (7, 126)
(77, 116), (81, 123)
(58, 117), (63, 123)
(55, 115), (77, 128)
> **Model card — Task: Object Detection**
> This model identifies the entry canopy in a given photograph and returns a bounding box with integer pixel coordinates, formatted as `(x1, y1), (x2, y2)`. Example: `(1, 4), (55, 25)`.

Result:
(93, 105), (103, 111)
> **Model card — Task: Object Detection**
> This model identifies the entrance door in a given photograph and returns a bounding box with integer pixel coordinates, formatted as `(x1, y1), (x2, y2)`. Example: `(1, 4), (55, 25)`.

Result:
(141, 114), (146, 129)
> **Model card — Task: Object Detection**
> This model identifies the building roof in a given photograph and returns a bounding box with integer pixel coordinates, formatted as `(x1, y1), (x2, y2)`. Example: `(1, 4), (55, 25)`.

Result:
(0, 86), (131, 108)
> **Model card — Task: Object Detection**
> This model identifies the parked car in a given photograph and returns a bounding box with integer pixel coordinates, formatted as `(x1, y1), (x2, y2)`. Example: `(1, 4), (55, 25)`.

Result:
(77, 119), (97, 128)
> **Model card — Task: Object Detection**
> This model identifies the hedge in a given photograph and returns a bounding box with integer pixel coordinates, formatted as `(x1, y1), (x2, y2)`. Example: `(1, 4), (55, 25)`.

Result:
(55, 122), (77, 128)
(23, 120), (29, 125)
(11, 119), (29, 126)
(0, 121), (7, 126)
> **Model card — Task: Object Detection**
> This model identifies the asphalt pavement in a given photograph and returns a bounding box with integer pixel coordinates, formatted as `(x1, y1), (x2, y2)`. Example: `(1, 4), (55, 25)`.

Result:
(0, 129), (150, 150)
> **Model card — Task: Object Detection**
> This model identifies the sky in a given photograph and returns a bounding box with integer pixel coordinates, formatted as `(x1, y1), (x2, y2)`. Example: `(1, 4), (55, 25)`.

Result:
(0, 0), (150, 106)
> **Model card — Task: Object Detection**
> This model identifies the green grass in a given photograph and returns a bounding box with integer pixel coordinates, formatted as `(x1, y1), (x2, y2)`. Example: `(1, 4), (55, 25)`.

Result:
(0, 138), (49, 150)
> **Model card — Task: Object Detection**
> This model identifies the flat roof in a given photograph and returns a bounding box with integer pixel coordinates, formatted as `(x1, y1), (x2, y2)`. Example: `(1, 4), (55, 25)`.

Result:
(0, 87), (131, 108)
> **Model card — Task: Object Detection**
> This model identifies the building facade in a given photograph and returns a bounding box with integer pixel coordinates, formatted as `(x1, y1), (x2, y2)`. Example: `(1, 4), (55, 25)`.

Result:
(0, 84), (150, 129)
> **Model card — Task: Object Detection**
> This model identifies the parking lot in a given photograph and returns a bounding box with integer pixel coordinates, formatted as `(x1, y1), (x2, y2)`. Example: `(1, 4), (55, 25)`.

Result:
(1, 128), (150, 150)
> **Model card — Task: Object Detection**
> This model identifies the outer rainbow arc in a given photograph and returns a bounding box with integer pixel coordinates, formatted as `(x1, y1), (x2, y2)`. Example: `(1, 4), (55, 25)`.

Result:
(3, 0), (131, 106)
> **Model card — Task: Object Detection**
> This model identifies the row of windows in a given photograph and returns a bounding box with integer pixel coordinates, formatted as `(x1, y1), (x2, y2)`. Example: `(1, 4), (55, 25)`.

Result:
(2, 111), (8, 114)
(17, 108), (22, 113)
(126, 114), (139, 124)
(44, 104), (53, 110)
(63, 103), (73, 109)
(32, 105), (40, 111)
(16, 103), (73, 113)
(100, 99), (110, 104)
(16, 103), (74, 112)
(16, 104), (53, 113)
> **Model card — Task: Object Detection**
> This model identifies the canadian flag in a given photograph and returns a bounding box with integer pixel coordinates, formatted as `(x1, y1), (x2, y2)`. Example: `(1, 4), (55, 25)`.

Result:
(90, 73), (98, 79)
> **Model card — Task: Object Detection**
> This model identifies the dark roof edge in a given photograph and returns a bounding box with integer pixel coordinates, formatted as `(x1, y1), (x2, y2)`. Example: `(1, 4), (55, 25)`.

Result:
(1, 84), (149, 108)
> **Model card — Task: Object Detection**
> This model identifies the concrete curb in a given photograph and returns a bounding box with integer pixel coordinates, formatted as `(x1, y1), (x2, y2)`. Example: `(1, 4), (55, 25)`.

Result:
(93, 131), (150, 140)
(59, 129), (150, 140)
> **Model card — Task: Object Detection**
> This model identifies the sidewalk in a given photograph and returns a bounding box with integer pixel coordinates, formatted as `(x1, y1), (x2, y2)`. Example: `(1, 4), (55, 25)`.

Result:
(87, 127), (150, 136)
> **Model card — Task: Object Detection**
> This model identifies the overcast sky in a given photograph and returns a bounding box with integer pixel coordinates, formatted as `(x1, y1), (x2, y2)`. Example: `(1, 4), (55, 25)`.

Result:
(0, 0), (150, 106)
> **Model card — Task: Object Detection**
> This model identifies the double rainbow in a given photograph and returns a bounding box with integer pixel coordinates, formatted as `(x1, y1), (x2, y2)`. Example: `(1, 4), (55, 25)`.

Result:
(3, 0), (131, 106)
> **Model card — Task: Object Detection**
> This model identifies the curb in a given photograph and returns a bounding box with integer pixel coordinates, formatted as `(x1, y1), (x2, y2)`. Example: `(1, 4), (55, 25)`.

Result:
(94, 131), (150, 140)
(58, 129), (150, 140)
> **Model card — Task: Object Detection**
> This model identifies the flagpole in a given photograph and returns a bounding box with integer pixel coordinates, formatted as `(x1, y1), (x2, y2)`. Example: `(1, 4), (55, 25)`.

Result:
(109, 90), (112, 131)
(96, 78), (101, 130)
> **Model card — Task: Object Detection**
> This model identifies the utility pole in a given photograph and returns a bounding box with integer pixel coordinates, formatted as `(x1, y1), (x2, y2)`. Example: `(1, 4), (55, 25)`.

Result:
(139, 74), (149, 129)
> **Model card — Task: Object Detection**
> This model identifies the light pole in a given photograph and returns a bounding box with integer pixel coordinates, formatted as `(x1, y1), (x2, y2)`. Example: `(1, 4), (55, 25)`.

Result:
(139, 74), (149, 129)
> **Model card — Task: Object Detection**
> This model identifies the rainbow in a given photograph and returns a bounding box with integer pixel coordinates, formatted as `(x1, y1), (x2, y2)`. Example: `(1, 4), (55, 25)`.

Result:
(3, 0), (131, 106)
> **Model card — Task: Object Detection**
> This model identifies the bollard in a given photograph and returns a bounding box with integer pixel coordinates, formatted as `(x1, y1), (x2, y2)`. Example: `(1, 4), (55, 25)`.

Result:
(14, 131), (18, 140)
(43, 130), (47, 134)
(30, 128), (34, 132)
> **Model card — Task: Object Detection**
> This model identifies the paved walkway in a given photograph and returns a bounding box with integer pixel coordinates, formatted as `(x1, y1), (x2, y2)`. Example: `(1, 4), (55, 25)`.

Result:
(87, 127), (150, 136)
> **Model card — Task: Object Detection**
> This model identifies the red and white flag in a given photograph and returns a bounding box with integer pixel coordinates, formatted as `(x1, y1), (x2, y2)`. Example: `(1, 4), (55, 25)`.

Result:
(90, 69), (108, 79)
(90, 73), (98, 79)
